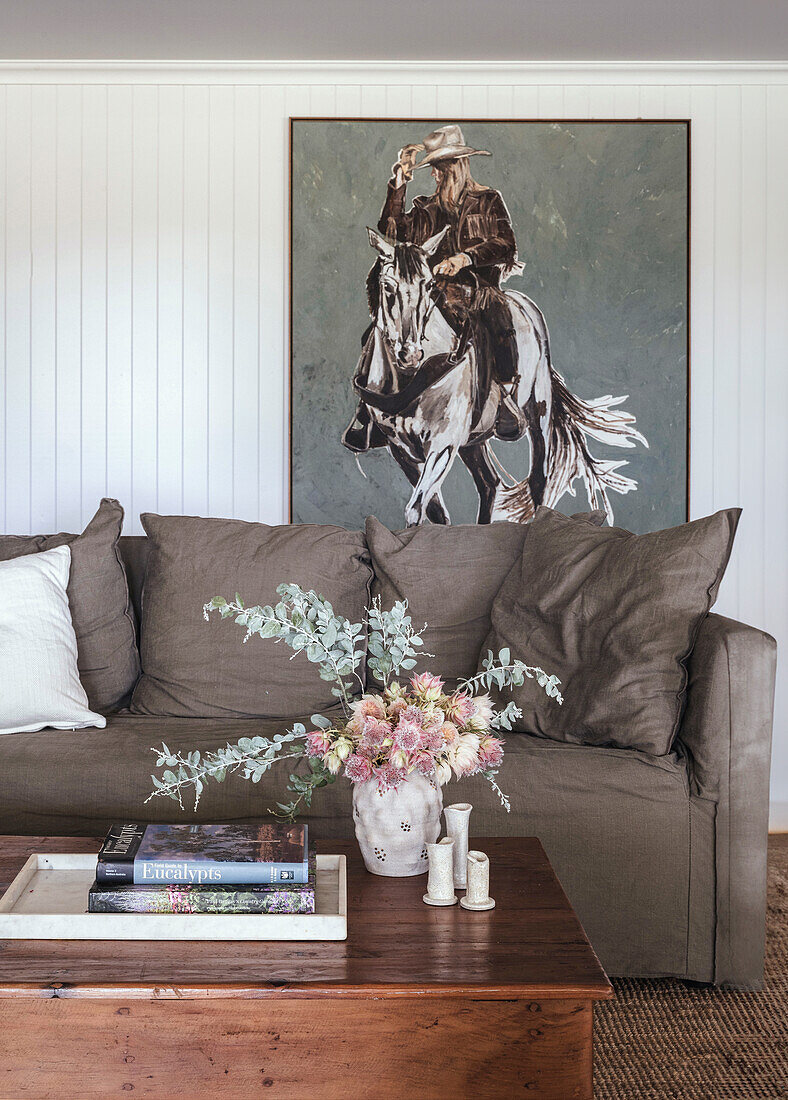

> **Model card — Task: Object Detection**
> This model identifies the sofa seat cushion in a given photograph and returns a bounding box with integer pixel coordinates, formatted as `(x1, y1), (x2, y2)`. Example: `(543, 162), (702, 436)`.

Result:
(131, 515), (373, 718)
(0, 707), (348, 837)
(0, 715), (714, 981)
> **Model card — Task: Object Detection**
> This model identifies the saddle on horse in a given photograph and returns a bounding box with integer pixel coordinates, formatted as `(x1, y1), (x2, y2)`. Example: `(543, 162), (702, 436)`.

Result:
(342, 282), (527, 454)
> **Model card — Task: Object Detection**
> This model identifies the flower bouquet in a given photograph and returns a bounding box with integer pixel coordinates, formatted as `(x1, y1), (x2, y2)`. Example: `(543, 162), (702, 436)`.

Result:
(146, 584), (563, 877)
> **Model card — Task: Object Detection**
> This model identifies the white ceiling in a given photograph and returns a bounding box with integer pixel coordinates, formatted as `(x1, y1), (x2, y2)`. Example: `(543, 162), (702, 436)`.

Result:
(0, 0), (786, 61)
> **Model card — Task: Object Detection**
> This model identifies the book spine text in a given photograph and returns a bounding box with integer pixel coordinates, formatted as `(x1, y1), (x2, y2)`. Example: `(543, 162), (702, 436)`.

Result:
(95, 859), (308, 886)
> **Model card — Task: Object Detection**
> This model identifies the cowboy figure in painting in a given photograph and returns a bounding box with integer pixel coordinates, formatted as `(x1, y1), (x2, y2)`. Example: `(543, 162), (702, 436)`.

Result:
(342, 123), (648, 528)
(344, 124), (527, 450)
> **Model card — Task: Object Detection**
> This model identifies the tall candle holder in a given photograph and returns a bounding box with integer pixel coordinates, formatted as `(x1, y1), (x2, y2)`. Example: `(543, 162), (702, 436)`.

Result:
(444, 803), (472, 887)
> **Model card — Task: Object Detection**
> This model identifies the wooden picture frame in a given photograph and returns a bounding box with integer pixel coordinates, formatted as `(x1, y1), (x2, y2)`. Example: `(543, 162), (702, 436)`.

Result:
(289, 118), (690, 531)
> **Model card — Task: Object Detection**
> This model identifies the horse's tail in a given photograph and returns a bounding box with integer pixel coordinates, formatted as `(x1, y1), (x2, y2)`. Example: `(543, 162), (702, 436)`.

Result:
(542, 370), (649, 520)
(495, 367), (648, 524)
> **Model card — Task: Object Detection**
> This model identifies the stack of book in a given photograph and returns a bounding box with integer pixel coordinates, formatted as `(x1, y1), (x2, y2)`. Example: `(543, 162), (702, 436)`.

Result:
(88, 822), (315, 915)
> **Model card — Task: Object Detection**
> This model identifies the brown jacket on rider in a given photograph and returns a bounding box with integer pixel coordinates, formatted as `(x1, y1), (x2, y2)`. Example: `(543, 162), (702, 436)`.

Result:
(378, 179), (519, 290)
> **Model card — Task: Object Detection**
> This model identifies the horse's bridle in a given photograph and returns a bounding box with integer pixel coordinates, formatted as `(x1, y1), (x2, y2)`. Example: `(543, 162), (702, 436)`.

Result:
(357, 274), (472, 418)
(376, 263), (442, 352)
(376, 265), (465, 363)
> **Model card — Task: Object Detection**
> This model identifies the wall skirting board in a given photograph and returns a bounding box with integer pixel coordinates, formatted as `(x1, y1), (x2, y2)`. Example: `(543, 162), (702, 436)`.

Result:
(0, 60), (786, 804)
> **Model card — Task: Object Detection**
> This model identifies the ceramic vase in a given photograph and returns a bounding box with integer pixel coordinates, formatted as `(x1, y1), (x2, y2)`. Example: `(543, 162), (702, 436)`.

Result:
(460, 850), (496, 911)
(423, 837), (458, 906)
(444, 802), (472, 887)
(352, 771), (443, 877)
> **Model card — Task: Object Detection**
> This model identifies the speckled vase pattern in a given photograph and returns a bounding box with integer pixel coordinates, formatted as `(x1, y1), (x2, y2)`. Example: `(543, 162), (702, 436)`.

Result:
(352, 771), (443, 877)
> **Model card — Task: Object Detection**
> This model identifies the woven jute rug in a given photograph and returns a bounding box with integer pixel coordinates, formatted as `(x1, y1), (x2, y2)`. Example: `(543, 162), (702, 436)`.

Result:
(594, 834), (788, 1099)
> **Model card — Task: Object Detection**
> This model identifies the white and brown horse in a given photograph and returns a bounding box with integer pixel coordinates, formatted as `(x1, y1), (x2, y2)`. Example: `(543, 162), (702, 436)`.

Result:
(353, 227), (647, 526)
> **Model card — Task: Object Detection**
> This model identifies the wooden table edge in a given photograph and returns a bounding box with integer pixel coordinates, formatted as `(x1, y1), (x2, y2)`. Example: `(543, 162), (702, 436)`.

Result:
(0, 979), (613, 1001)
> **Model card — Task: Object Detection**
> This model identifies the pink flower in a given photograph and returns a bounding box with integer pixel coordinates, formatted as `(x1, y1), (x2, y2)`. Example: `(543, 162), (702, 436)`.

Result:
(410, 671), (445, 703)
(401, 704), (425, 726)
(351, 694), (387, 722)
(345, 753), (374, 783)
(412, 750), (436, 776)
(393, 718), (422, 753)
(345, 713), (364, 737)
(360, 716), (392, 751)
(375, 763), (407, 792)
(467, 694), (494, 733)
(421, 706), (445, 729)
(305, 729), (332, 757)
(445, 691), (475, 727)
(448, 732), (481, 778)
(421, 723), (447, 752)
(386, 697), (408, 720)
(438, 721), (459, 747)
(478, 735), (504, 769)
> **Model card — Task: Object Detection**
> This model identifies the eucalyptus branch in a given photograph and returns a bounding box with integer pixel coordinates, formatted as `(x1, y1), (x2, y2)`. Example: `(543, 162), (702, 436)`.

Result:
(204, 584), (365, 714)
(485, 774), (511, 813)
(459, 648), (564, 706)
(270, 756), (338, 823)
(145, 730), (305, 811)
(365, 596), (430, 686)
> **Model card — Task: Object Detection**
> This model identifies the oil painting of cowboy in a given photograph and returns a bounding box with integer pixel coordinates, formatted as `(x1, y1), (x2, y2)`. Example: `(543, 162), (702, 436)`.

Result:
(341, 123), (648, 527)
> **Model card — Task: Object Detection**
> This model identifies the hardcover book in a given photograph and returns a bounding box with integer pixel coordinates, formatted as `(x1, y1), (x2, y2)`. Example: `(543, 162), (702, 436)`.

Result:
(89, 851), (317, 914)
(96, 823), (309, 885)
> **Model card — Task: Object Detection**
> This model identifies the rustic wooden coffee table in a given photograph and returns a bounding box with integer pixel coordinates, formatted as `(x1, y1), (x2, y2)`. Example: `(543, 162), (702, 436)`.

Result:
(0, 835), (610, 1098)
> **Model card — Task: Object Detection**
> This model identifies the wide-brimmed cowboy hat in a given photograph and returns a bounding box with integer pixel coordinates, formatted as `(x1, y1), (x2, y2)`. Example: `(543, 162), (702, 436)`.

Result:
(413, 124), (491, 170)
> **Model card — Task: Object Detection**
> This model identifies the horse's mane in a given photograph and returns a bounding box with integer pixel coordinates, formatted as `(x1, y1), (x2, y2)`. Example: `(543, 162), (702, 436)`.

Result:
(393, 242), (425, 281)
(365, 263), (379, 316)
(366, 242), (429, 316)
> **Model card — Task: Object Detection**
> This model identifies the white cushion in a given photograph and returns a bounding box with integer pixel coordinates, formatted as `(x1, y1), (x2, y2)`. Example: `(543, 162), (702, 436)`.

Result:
(0, 545), (106, 734)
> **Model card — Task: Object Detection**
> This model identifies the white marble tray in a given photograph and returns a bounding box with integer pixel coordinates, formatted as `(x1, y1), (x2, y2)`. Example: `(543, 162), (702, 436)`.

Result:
(0, 853), (347, 941)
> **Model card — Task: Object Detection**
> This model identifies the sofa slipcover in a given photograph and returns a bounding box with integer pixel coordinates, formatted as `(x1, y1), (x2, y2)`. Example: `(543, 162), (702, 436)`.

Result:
(0, 536), (774, 989)
(0, 706), (710, 981)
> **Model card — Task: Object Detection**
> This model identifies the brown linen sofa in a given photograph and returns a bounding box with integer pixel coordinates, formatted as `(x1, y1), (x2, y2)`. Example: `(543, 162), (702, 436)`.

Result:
(0, 533), (776, 989)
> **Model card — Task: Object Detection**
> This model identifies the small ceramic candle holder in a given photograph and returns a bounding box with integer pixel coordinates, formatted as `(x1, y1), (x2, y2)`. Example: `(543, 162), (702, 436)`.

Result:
(459, 850), (496, 911)
(444, 802), (472, 887)
(423, 837), (458, 906)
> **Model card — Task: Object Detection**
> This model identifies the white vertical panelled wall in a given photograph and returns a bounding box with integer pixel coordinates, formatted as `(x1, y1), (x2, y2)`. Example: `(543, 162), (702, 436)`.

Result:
(0, 62), (787, 817)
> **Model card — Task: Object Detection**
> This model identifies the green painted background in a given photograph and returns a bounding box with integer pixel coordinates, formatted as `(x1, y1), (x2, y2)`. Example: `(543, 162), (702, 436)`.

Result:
(291, 120), (688, 532)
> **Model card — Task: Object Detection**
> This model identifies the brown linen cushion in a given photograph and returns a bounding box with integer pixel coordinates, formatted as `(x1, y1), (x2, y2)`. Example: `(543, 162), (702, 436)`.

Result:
(0, 498), (140, 712)
(365, 512), (608, 682)
(365, 516), (529, 681)
(481, 505), (741, 755)
(131, 514), (373, 718)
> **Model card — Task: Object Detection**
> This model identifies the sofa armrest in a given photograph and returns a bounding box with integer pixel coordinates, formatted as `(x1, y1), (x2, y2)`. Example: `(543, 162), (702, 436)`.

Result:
(678, 612), (777, 987)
